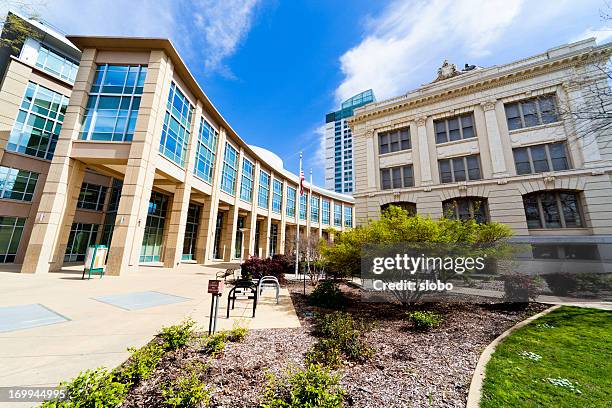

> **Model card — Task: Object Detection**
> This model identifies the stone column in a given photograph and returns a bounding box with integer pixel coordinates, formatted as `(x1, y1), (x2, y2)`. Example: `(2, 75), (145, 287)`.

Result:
(105, 50), (174, 275)
(245, 160), (260, 258)
(416, 116), (433, 185)
(49, 163), (86, 271)
(564, 80), (603, 167)
(365, 129), (377, 189)
(221, 147), (243, 261)
(21, 49), (98, 274)
(481, 100), (509, 177)
(279, 179), (287, 254)
(163, 102), (201, 267)
(202, 128), (227, 263)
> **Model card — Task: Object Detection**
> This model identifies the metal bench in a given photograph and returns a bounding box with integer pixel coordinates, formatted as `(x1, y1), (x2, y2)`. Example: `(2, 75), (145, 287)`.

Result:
(257, 276), (280, 304)
(227, 279), (258, 318)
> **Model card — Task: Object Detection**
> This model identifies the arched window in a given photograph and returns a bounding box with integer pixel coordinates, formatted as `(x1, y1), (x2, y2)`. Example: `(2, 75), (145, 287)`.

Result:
(381, 202), (417, 216)
(442, 197), (488, 223)
(522, 190), (583, 229)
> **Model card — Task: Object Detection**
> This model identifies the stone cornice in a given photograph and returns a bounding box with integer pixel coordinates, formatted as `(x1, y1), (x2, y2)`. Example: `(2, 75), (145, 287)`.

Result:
(349, 45), (612, 126)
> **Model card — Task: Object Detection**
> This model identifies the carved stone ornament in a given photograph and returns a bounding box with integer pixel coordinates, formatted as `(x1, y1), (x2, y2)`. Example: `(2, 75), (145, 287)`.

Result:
(365, 129), (374, 138)
(416, 116), (427, 127)
(481, 100), (496, 111)
(433, 60), (462, 82)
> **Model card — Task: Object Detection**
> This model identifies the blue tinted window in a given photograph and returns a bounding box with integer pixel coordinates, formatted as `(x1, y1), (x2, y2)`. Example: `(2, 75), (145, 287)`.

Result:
(258, 171), (270, 209)
(240, 158), (254, 202)
(36, 44), (79, 83)
(322, 200), (330, 225)
(159, 82), (193, 165)
(220, 143), (238, 195)
(194, 118), (218, 183)
(286, 186), (296, 217)
(80, 64), (146, 142)
(299, 194), (307, 220)
(8, 82), (68, 159)
(272, 179), (282, 213)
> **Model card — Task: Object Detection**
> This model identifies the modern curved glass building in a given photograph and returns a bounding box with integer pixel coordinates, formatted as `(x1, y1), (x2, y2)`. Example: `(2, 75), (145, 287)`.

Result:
(0, 12), (354, 275)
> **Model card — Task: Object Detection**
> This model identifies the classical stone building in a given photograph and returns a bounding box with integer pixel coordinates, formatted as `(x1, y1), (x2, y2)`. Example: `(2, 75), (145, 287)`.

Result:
(351, 39), (612, 262)
(0, 12), (353, 275)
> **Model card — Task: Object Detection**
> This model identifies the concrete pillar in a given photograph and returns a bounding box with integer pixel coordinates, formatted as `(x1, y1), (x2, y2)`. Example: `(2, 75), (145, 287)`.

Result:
(564, 81), (603, 167)
(279, 180), (287, 254)
(202, 128), (227, 263)
(416, 116), (433, 185)
(163, 102), (201, 267)
(21, 49), (98, 274)
(105, 50), (174, 275)
(49, 162), (86, 270)
(195, 196), (212, 263)
(481, 100), (509, 177)
(221, 207), (237, 261)
(245, 160), (261, 258)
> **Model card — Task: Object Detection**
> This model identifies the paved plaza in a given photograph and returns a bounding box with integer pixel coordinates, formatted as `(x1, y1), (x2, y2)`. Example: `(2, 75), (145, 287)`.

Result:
(0, 264), (300, 399)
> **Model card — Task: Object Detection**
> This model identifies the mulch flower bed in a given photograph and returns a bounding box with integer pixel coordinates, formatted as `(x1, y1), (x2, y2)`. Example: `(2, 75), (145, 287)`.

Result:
(121, 281), (547, 408)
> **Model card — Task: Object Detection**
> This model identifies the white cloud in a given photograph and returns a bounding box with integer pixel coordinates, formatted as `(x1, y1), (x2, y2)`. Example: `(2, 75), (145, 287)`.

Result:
(336, 0), (524, 102)
(0, 0), (260, 78)
(571, 26), (612, 44)
(314, 124), (327, 167)
(192, 0), (260, 77)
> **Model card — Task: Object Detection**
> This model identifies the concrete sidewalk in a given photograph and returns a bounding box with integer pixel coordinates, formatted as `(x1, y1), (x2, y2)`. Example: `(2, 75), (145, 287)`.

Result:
(0, 264), (300, 399)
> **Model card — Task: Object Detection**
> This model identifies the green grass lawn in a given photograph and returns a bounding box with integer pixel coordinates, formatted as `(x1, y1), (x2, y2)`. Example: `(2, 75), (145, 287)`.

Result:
(481, 306), (612, 408)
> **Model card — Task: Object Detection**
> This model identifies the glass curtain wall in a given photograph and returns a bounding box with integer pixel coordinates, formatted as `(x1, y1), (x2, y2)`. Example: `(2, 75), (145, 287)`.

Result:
(140, 191), (169, 263)
(64, 223), (99, 262)
(182, 204), (201, 260)
(0, 216), (26, 263)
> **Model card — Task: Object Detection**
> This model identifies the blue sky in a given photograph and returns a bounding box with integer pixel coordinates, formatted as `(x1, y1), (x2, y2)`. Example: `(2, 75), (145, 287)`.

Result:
(2, 0), (611, 186)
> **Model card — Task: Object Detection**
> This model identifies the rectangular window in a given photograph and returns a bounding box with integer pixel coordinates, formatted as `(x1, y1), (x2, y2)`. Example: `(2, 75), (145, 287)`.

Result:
(0, 166), (38, 201)
(272, 179), (282, 213)
(322, 199), (330, 225)
(140, 191), (168, 262)
(269, 223), (278, 257)
(523, 191), (582, 229)
(194, 118), (218, 183)
(438, 155), (481, 183)
(8, 82), (69, 160)
(380, 165), (414, 190)
(182, 204), (201, 261)
(286, 186), (296, 217)
(0, 216), (25, 262)
(344, 206), (353, 228)
(239, 158), (254, 202)
(513, 142), (570, 175)
(311, 195), (320, 223)
(159, 82), (194, 166)
(64, 223), (99, 262)
(504, 95), (559, 130)
(334, 203), (342, 226)
(258, 170), (270, 209)
(299, 193), (307, 220)
(434, 113), (475, 143)
(77, 182), (108, 211)
(36, 44), (78, 83)
(220, 143), (238, 195)
(378, 127), (411, 154)
(80, 64), (147, 142)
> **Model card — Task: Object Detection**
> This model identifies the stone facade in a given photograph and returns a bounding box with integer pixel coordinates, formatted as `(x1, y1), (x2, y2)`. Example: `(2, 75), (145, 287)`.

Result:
(350, 39), (612, 247)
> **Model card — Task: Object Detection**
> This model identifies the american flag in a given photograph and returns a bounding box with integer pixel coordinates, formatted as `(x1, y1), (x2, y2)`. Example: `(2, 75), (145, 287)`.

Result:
(299, 169), (305, 195)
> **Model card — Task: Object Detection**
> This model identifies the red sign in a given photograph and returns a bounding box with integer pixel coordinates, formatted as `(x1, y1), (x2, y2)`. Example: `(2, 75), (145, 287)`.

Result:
(208, 279), (224, 294)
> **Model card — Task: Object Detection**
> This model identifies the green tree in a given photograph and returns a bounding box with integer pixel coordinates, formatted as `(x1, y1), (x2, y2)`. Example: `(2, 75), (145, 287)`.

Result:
(320, 205), (515, 304)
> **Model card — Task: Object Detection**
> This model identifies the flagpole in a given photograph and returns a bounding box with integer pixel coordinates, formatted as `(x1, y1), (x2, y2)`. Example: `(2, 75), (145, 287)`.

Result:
(294, 152), (302, 277)
(307, 169), (313, 278)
